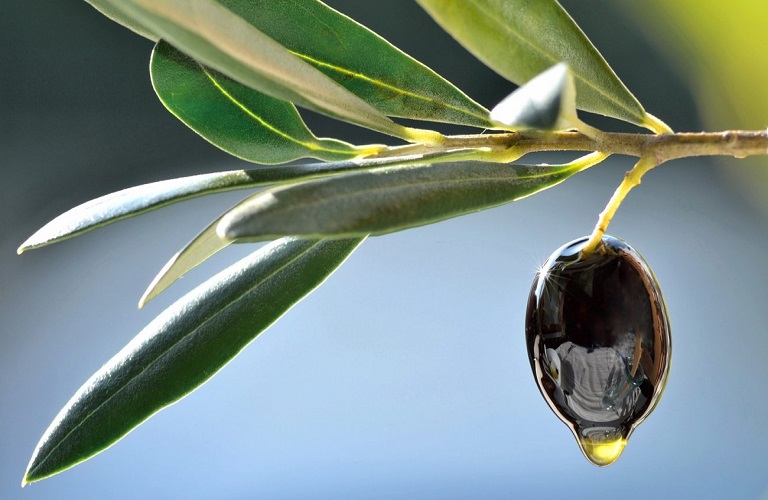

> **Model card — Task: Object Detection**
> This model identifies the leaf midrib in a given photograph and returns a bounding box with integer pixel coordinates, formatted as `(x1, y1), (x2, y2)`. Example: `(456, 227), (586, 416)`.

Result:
(290, 51), (491, 123)
(201, 66), (354, 154)
(280, 0), (490, 124)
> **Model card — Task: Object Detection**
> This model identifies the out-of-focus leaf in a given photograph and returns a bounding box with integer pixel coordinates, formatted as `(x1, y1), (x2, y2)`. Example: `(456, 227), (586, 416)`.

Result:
(108, 0), (433, 140)
(218, 158), (594, 242)
(218, 0), (492, 128)
(23, 237), (364, 485)
(151, 41), (365, 164)
(625, 0), (768, 215)
(416, 0), (666, 132)
(17, 150), (476, 254)
(490, 63), (577, 131)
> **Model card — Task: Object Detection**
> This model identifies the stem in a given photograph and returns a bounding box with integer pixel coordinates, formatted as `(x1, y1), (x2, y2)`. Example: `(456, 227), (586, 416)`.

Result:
(580, 155), (658, 256)
(371, 128), (768, 254)
(373, 129), (768, 163)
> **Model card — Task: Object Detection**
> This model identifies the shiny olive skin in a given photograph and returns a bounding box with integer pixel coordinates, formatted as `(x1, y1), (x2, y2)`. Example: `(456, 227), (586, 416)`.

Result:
(525, 235), (671, 466)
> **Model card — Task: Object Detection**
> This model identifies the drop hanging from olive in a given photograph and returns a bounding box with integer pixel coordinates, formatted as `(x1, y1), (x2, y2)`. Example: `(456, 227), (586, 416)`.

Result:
(525, 235), (671, 466)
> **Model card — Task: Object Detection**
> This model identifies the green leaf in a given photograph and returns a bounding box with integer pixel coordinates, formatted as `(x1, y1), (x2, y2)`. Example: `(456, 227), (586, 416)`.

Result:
(17, 170), (253, 254)
(17, 150), (476, 254)
(217, 157), (595, 242)
(139, 216), (231, 307)
(151, 41), (365, 164)
(109, 0), (437, 141)
(217, 0), (492, 128)
(23, 236), (364, 485)
(138, 149), (482, 306)
(490, 63), (577, 131)
(88, 0), (489, 129)
(416, 0), (662, 130)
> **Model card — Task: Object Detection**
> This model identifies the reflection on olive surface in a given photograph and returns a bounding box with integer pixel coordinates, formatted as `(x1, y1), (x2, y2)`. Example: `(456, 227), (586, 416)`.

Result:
(526, 235), (671, 466)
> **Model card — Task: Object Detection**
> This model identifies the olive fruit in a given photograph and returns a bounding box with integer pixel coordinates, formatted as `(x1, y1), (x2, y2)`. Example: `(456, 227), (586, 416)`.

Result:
(525, 235), (671, 466)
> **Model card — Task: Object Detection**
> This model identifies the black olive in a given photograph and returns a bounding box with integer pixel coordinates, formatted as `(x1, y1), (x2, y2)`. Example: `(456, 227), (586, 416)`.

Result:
(525, 235), (671, 466)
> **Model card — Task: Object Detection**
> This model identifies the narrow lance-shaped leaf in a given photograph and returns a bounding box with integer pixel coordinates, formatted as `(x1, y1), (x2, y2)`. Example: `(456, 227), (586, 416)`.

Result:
(137, 148), (482, 305)
(218, 154), (606, 242)
(139, 215), (231, 307)
(151, 40), (368, 164)
(110, 0), (439, 141)
(218, 0), (492, 128)
(87, 0), (490, 128)
(23, 236), (364, 485)
(18, 150), (477, 253)
(416, 0), (669, 132)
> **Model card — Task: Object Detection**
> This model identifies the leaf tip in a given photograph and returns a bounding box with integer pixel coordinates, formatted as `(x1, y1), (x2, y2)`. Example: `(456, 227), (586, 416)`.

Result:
(139, 255), (181, 308)
(137, 279), (162, 308)
(138, 282), (158, 309)
(137, 295), (150, 310)
(21, 463), (43, 487)
(17, 235), (41, 254)
(20, 469), (40, 488)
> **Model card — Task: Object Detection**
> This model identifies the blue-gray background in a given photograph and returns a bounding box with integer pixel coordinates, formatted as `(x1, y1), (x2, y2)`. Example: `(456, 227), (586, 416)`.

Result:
(2, 1), (767, 498)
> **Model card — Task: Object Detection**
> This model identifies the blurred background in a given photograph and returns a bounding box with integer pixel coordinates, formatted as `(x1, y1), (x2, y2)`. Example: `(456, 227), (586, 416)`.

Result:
(2, 1), (767, 498)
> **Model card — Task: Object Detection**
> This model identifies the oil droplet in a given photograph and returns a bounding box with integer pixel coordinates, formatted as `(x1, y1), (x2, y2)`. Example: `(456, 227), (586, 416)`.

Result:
(578, 427), (627, 466)
(525, 235), (671, 466)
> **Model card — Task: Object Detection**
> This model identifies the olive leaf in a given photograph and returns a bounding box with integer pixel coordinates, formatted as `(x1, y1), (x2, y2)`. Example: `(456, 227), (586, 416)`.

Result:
(108, 0), (437, 141)
(218, 157), (599, 242)
(136, 151), (479, 306)
(139, 216), (230, 307)
(416, 0), (668, 132)
(88, 0), (490, 129)
(151, 41), (367, 164)
(217, 0), (492, 128)
(17, 170), (255, 254)
(23, 236), (364, 485)
(17, 150), (477, 254)
(490, 63), (577, 131)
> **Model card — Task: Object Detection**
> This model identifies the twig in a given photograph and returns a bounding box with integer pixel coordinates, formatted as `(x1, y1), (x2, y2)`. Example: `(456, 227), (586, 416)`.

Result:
(375, 130), (768, 163)
(374, 129), (768, 251)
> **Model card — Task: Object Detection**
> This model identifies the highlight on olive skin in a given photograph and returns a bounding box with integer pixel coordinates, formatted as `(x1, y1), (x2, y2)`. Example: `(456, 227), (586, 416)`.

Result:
(525, 235), (671, 466)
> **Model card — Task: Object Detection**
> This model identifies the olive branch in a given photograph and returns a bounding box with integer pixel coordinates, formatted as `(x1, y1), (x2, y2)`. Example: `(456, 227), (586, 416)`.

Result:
(18, 0), (767, 485)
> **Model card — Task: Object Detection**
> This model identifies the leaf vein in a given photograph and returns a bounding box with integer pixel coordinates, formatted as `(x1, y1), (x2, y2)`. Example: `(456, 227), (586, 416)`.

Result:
(290, 51), (490, 123)
(200, 66), (351, 154)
